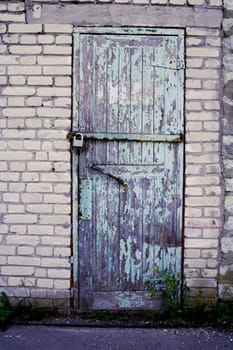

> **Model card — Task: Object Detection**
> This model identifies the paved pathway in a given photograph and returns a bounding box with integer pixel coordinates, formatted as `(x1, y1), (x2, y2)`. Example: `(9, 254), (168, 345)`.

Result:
(0, 326), (233, 350)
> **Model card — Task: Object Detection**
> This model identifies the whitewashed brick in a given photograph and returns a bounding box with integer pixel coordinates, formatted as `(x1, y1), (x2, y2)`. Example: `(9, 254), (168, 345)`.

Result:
(188, 0), (204, 4)
(186, 89), (218, 100)
(37, 56), (71, 65)
(20, 56), (37, 65)
(17, 247), (34, 255)
(26, 205), (53, 214)
(37, 87), (71, 97)
(43, 66), (71, 75)
(54, 280), (70, 289)
(41, 257), (70, 268)
(20, 35), (37, 44)
(39, 215), (70, 225)
(8, 256), (40, 266)
(4, 214), (37, 224)
(8, 24), (42, 33)
(48, 269), (70, 278)
(0, 13), (25, 22)
(185, 259), (207, 268)
(43, 45), (72, 55)
(26, 183), (53, 193)
(1, 266), (34, 276)
(2, 86), (35, 96)
(170, 0), (186, 4)
(9, 45), (42, 55)
(8, 3), (25, 11)
(8, 66), (42, 75)
(37, 279), (53, 288)
(28, 76), (53, 85)
(186, 176), (220, 186)
(56, 35), (72, 44)
(8, 205), (25, 214)
(36, 247), (53, 256)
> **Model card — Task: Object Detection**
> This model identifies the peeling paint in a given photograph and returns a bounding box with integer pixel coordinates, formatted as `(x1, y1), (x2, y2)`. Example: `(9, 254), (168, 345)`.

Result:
(75, 28), (184, 309)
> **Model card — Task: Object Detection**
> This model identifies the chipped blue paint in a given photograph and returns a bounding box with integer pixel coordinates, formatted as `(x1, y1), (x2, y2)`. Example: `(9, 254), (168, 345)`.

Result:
(79, 180), (92, 220)
(73, 27), (184, 309)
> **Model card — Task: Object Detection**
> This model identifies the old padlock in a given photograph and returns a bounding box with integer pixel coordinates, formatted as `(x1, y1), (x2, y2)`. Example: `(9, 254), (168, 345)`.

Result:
(73, 133), (84, 147)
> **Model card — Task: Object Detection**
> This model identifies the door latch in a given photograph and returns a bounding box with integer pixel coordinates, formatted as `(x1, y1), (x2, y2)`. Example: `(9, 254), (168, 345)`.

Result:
(73, 133), (84, 148)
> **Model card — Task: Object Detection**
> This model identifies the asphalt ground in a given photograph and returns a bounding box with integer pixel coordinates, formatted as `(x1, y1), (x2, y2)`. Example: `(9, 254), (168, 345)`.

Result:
(0, 326), (233, 350)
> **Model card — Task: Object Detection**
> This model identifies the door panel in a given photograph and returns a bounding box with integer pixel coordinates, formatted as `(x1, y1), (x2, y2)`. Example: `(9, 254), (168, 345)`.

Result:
(74, 29), (184, 309)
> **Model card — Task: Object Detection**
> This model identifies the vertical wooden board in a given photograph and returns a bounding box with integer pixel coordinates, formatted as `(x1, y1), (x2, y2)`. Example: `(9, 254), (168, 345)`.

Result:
(107, 46), (119, 132)
(130, 47), (143, 133)
(93, 43), (108, 132)
(164, 36), (178, 134)
(142, 176), (155, 283)
(153, 174), (164, 245)
(153, 38), (165, 133)
(119, 47), (131, 165)
(142, 47), (154, 165)
(107, 46), (119, 164)
(130, 177), (143, 291)
(130, 47), (143, 164)
(79, 35), (94, 131)
(119, 178), (134, 290)
(94, 175), (109, 290)
(106, 180), (120, 290)
(142, 46), (154, 134)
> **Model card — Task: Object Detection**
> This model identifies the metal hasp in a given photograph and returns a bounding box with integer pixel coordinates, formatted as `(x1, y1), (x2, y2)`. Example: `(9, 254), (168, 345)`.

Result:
(72, 132), (183, 146)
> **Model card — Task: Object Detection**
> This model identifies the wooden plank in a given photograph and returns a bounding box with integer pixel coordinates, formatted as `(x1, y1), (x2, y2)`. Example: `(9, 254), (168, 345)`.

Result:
(93, 43), (107, 132)
(79, 35), (93, 131)
(93, 291), (162, 310)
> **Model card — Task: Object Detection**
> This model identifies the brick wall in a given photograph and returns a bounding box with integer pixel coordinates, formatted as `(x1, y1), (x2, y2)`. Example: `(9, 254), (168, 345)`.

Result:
(0, 0), (224, 306)
(184, 27), (222, 300)
(0, 3), (72, 306)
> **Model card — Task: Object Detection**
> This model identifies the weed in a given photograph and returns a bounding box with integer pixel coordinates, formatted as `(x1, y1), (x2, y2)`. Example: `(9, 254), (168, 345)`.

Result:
(0, 291), (56, 331)
(146, 267), (189, 326)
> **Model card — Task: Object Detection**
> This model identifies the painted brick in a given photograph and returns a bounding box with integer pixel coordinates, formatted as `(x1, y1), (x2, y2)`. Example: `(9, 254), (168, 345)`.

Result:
(8, 3), (25, 11)
(37, 279), (53, 288)
(55, 35), (72, 45)
(43, 24), (73, 34)
(8, 66), (42, 75)
(188, 0), (205, 4)
(2, 86), (35, 96)
(8, 256), (40, 266)
(38, 34), (55, 44)
(36, 247), (53, 256)
(43, 66), (71, 75)
(185, 239), (219, 249)
(9, 45), (42, 54)
(43, 45), (72, 55)
(1, 266), (34, 276)
(17, 247), (34, 255)
(0, 13), (25, 22)
(28, 76), (53, 86)
(8, 24), (42, 33)
(20, 35), (37, 44)
(169, 0), (186, 4)
(37, 87), (71, 97)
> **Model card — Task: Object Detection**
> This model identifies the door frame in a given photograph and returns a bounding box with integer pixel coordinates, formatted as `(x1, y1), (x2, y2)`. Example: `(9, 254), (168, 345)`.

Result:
(72, 26), (185, 308)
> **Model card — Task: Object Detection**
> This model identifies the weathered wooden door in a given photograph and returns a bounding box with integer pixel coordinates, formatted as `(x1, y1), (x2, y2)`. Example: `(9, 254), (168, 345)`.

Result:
(73, 28), (184, 309)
